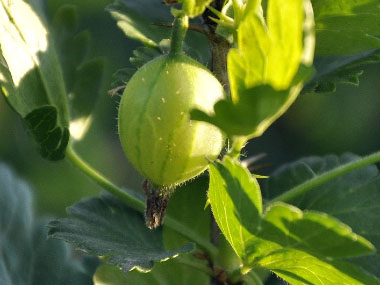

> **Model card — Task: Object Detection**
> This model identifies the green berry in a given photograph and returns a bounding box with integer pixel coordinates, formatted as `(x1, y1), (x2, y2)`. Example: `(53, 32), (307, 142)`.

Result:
(118, 53), (225, 186)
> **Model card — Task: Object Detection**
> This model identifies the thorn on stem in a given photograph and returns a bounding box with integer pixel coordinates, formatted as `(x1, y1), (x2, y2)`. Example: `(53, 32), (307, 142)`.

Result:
(108, 86), (125, 97)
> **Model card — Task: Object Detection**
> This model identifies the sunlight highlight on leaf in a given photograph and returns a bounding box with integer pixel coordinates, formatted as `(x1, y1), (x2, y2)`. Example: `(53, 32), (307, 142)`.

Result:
(0, 0), (70, 160)
(69, 115), (93, 140)
(179, 0), (213, 18)
(208, 157), (379, 284)
(191, 0), (315, 139)
(228, 0), (308, 98)
(208, 157), (262, 260)
(312, 0), (380, 55)
(0, 0), (48, 86)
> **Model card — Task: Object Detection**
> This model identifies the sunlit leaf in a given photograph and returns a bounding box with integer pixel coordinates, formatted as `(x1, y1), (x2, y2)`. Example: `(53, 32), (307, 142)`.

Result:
(191, 0), (315, 139)
(179, 0), (212, 18)
(259, 248), (380, 285)
(250, 203), (374, 262)
(208, 157), (262, 260)
(0, 0), (70, 160)
(208, 157), (378, 283)
(312, 0), (380, 55)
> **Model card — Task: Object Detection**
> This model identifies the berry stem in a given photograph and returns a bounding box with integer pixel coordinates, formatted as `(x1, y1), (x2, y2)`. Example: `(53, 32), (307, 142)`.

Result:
(169, 14), (189, 56)
(228, 137), (248, 159)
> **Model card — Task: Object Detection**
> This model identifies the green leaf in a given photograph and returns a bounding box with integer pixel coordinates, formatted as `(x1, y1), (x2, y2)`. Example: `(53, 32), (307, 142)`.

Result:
(208, 157), (378, 283)
(68, 58), (104, 139)
(264, 153), (380, 278)
(94, 257), (209, 285)
(304, 49), (380, 94)
(0, 0), (70, 160)
(312, 0), (380, 55)
(70, 59), (104, 116)
(191, 0), (315, 139)
(254, 204), (379, 284)
(51, 5), (105, 140)
(191, 84), (297, 138)
(0, 163), (92, 284)
(258, 249), (380, 285)
(213, 0), (234, 42)
(209, 156), (262, 260)
(108, 1), (210, 92)
(107, 1), (171, 48)
(229, 0), (306, 92)
(109, 43), (165, 95)
(109, 43), (166, 95)
(24, 106), (70, 161)
(48, 193), (194, 273)
(129, 45), (163, 68)
(251, 203), (374, 261)
(163, 175), (211, 249)
(179, 0), (212, 18)
(161, 176), (211, 284)
(51, 5), (88, 88)
(191, 67), (313, 138)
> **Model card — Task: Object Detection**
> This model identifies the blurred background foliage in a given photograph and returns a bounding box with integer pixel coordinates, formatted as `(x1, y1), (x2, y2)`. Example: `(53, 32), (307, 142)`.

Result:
(0, 0), (379, 219)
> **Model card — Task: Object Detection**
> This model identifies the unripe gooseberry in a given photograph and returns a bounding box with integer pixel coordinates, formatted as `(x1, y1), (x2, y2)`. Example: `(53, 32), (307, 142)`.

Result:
(118, 53), (225, 187)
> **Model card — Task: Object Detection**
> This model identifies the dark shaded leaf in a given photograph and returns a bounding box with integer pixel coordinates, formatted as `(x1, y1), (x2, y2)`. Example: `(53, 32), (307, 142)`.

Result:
(48, 193), (194, 273)
(113, 0), (173, 23)
(51, 5), (105, 140)
(264, 153), (380, 278)
(110, 37), (207, 92)
(304, 49), (380, 94)
(163, 175), (211, 249)
(70, 59), (104, 117)
(107, 1), (171, 48)
(129, 46), (163, 68)
(0, 163), (92, 284)
(23, 106), (69, 161)
(94, 258), (209, 285)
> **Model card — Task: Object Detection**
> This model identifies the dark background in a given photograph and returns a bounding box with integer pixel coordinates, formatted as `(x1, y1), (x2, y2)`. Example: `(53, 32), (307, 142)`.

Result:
(0, 0), (379, 219)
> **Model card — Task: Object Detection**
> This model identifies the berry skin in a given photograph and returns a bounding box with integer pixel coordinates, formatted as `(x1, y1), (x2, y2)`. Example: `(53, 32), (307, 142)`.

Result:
(118, 53), (225, 186)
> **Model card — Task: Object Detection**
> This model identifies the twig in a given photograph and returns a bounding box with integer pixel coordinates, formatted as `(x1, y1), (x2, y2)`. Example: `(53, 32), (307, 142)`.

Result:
(241, 153), (267, 168)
